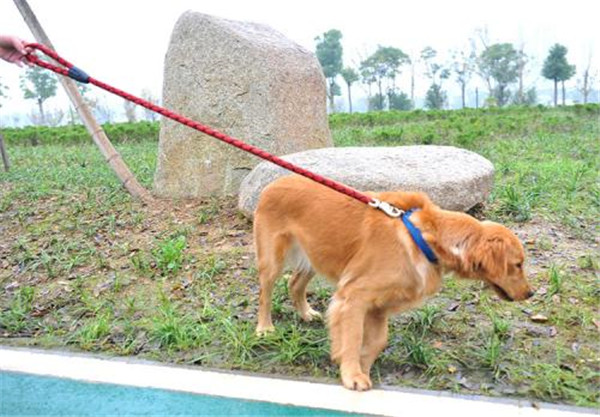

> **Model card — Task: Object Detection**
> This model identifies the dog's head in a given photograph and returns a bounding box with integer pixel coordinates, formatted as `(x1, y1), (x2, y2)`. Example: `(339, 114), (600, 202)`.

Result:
(465, 222), (534, 302)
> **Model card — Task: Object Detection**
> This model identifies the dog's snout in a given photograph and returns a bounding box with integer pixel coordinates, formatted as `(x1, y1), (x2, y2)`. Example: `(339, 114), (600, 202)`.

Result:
(526, 289), (535, 299)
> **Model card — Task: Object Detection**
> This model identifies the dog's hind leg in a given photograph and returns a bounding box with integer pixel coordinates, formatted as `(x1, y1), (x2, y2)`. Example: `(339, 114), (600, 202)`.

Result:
(255, 230), (290, 335)
(288, 269), (321, 322)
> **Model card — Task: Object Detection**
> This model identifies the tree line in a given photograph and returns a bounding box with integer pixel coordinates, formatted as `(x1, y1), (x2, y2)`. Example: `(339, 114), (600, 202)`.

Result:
(0, 67), (160, 127)
(315, 29), (597, 112)
(1, 30), (596, 126)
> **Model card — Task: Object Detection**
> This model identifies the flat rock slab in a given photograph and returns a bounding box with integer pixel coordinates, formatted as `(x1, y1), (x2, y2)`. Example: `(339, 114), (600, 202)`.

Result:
(238, 145), (494, 217)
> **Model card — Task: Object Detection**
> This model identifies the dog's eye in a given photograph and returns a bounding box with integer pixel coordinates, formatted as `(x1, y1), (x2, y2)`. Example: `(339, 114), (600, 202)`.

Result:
(515, 263), (523, 269)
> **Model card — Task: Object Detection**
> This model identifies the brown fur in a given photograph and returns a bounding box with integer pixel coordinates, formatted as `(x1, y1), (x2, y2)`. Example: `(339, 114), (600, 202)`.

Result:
(254, 175), (533, 391)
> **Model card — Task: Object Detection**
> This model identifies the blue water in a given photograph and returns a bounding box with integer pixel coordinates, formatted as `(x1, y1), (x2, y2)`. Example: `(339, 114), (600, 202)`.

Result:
(0, 372), (358, 416)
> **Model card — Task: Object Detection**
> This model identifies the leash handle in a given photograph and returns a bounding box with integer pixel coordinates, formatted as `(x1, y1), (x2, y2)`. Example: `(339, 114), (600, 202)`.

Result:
(24, 43), (397, 212)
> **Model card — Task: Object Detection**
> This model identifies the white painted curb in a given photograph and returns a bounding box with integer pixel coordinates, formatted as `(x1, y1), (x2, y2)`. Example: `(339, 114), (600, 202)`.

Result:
(0, 347), (594, 417)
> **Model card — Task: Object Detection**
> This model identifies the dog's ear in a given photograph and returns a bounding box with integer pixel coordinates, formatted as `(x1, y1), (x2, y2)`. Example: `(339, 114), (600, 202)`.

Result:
(473, 237), (507, 280)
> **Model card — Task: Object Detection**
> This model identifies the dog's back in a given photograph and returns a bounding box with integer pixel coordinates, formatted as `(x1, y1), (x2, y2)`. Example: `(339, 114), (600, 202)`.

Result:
(254, 175), (432, 281)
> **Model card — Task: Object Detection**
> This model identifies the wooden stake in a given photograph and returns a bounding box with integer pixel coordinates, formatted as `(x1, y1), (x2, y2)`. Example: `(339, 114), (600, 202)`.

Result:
(13, 0), (154, 203)
(0, 133), (10, 172)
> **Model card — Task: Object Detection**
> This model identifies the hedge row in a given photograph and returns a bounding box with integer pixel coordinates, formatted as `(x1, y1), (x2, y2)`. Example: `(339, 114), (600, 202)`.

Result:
(1, 104), (597, 147)
(0, 121), (159, 146)
(328, 103), (600, 128)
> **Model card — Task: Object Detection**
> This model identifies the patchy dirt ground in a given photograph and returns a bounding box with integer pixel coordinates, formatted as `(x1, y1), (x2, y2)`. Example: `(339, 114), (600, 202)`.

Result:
(1, 192), (598, 407)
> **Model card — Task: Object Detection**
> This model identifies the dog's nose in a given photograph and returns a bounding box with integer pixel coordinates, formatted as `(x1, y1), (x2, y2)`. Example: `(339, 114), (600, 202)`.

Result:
(526, 290), (535, 299)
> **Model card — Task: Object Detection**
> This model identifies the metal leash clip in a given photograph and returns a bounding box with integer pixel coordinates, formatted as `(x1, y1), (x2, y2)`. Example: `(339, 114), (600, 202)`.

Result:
(368, 198), (404, 218)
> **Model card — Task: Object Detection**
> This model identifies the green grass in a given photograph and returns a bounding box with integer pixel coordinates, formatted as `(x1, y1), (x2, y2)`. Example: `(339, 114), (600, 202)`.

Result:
(150, 293), (210, 351)
(547, 265), (564, 297)
(0, 286), (36, 333)
(1, 105), (599, 408)
(152, 235), (187, 276)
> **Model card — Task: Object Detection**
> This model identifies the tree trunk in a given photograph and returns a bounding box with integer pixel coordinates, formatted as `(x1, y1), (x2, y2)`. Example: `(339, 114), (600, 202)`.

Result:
(328, 79), (335, 113)
(561, 80), (566, 105)
(518, 66), (524, 104)
(475, 87), (479, 109)
(14, 0), (153, 203)
(583, 69), (589, 104)
(37, 98), (45, 125)
(377, 79), (383, 110)
(553, 79), (558, 107)
(410, 66), (415, 105)
(0, 133), (10, 171)
(347, 83), (353, 113)
(461, 82), (466, 108)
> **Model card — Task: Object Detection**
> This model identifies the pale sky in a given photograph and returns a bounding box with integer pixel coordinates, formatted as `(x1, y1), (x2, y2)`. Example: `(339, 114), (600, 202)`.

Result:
(1, 0), (598, 124)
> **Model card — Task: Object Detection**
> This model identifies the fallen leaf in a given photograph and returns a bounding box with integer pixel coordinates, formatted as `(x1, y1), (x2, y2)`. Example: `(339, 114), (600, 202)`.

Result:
(531, 314), (548, 323)
(593, 319), (600, 331)
(456, 376), (475, 390)
(433, 340), (443, 349)
(447, 302), (460, 312)
(447, 365), (457, 374)
(560, 363), (575, 372)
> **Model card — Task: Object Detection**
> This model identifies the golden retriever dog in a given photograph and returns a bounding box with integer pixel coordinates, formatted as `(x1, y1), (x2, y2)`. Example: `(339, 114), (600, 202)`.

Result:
(254, 175), (533, 391)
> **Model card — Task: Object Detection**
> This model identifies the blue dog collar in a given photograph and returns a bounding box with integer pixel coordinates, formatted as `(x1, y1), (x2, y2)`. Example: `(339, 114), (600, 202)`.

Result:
(402, 209), (438, 264)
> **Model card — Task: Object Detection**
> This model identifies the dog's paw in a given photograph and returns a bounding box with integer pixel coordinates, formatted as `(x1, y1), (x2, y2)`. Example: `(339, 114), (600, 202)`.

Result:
(341, 372), (372, 391)
(255, 324), (275, 336)
(301, 308), (322, 322)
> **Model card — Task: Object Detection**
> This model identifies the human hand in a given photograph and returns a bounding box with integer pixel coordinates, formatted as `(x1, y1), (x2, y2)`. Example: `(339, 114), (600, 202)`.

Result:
(0, 35), (32, 66)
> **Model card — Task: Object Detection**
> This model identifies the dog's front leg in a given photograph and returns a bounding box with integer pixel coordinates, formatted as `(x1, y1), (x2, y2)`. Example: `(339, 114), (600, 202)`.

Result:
(360, 310), (389, 376)
(328, 294), (372, 391)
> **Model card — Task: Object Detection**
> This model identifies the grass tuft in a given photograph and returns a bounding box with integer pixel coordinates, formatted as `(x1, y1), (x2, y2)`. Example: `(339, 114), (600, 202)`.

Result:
(152, 235), (187, 276)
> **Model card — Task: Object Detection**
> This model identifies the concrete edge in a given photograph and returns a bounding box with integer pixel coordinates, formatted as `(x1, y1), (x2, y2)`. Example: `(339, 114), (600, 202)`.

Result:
(0, 347), (595, 417)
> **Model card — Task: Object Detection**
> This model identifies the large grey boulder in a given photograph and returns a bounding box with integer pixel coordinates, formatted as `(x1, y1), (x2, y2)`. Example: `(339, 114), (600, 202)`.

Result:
(153, 11), (332, 198)
(238, 146), (494, 217)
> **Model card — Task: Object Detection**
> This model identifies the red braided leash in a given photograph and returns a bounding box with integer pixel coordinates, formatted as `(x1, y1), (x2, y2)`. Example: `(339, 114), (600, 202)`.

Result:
(25, 43), (401, 214)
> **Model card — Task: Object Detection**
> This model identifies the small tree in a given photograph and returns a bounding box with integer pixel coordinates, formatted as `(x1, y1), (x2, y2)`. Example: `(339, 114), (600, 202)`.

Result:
(340, 67), (359, 113)
(315, 29), (343, 112)
(409, 54), (417, 106)
(123, 100), (137, 122)
(94, 100), (115, 124)
(388, 90), (412, 111)
(0, 77), (7, 106)
(421, 47), (450, 109)
(576, 61), (597, 104)
(477, 43), (520, 107)
(368, 93), (386, 111)
(542, 44), (576, 106)
(425, 84), (447, 109)
(514, 46), (530, 104)
(360, 46), (410, 110)
(512, 87), (537, 106)
(20, 65), (58, 125)
(452, 49), (476, 108)
(141, 89), (160, 121)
